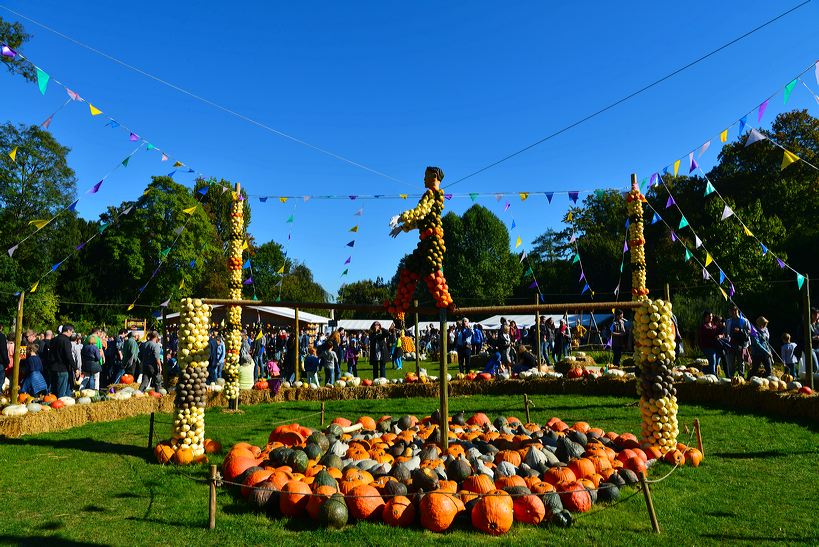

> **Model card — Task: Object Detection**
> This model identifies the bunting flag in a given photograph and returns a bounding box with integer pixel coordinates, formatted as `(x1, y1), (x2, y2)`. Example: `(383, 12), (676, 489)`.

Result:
(349, 225), (358, 232)
(613, 284), (620, 297)
(651, 212), (660, 224)
(35, 68), (50, 95)
(695, 235), (702, 248)
(720, 129), (728, 143)
(259, 197), (268, 203)
(182, 206), (197, 215)
(745, 128), (766, 147)
(684, 248), (693, 262)
(743, 225), (753, 237)
(30, 280), (39, 293)
(673, 159), (680, 177)
(781, 149), (800, 170)
(469, 192), (478, 201)
(105, 119), (120, 128)
(276, 265), (285, 274)
(173, 226), (184, 235)
(719, 270), (726, 283)
(1, 45), (15, 57)
(346, 240), (355, 247)
(121, 156), (130, 167)
(28, 219), (51, 230)
(515, 236), (522, 248)
(7, 244), (18, 257)
(146, 143), (156, 150)
(528, 281), (538, 289)
(41, 115), (53, 129)
(738, 116), (747, 135)
(303, 195), (311, 202)
(510, 220), (516, 230)
(8, 147), (17, 162)
(129, 132), (139, 141)
(243, 277), (253, 285)
(444, 193), (453, 201)
(241, 240), (248, 250)
(160, 247), (171, 258)
(51, 260), (63, 272)
(579, 270), (585, 282)
(704, 182), (715, 196)
(67, 200), (79, 212)
(568, 191), (579, 204)
(572, 253), (580, 264)
(524, 266), (533, 277)
(87, 180), (103, 194)
(504, 201), (511, 212)
(400, 194), (408, 200)
(623, 240), (629, 253)
(729, 282), (735, 298)
(279, 197), (288, 203)
(161, 299), (170, 307)
(167, 170), (176, 179)
(702, 268), (711, 280)
(341, 268), (349, 276)
(757, 100), (768, 123)
(173, 161), (183, 167)
(721, 205), (734, 220)
(354, 208), (363, 216)
(678, 216), (689, 229)
(671, 231), (677, 242)
(784, 79), (797, 104)
(89, 104), (103, 116)
(519, 192), (529, 201)
(797, 273), (806, 290)
(545, 192), (553, 203)
(161, 153), (168, 161)
(665, 196), (675, 208)
(344, 256), (351, 265)
(776, 257), (786, 269)
(242, 259), (251, 269)
(705, 253), (713, 266)
(580, 283), (590, 295)
(719, 287), (728, 301)
(519, 251), (526, 263)
(760, 243), (768, 255)
(189, 259), (196, 268)
(349, 195), (357, 200)
(650, 173), (658, 186)
(179, 279), (185, 289)
(689, 152), (698, 173)
(127, 303), (135, 311)
(569, 234), (576, 244)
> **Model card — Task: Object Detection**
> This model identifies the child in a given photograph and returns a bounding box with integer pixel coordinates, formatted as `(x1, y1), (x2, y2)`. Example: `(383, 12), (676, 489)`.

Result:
(20, 345), (47, 396)
(392, 338), (404, 371)
(320, 345), (338, 386)
(483, 351), (502, 376)
(303, 347), (320, 385)
(345, 339), (360, 376)
(781, 333), (798, 376)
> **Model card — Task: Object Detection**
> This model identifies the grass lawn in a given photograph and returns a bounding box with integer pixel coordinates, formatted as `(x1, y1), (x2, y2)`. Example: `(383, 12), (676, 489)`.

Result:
(1, 394), (818, 546)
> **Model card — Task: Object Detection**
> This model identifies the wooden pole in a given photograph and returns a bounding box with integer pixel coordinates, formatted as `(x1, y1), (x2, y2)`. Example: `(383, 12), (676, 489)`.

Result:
(804, 275), (814, 390)
(535, 294), (541, 365)
(10, 291), (24, 404)
(294, 308), (300, 383)
(693, 418), (703, 456)
(638, 472), (661, 533)
(147, 412), (155, 449)
(664, 283), (671, 303)
(161, 307), (168, 387)
(208, 464), (217, 530)
(414, 299), (420, 375)
(524, 394), (531, 424)
(321, 401), (325, 426)
(439, 308), (449, 451)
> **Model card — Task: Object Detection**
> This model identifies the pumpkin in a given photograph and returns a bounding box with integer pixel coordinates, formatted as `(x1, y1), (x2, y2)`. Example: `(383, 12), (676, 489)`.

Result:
(280, 480), (312, 517)
(684, 448), (703, 467)
(663, 449), (685, 466)
(530, 481), (556, 495)
(254, 380), (269, 390)
(624, 456), (647, 475)
(494, 450), (522, 467)
(357, 416), (377, 430)
(463, 474), (495, 494)
(383, 495), (416, 527)
(467, 412), (491, 427)
(420, 490), (461, 532)
(643, 445), (663, 460)
(172, 447), (194, 466)
(495, 476), (526, 490)
(154, 443), (174, 464)
(248, 478), (277, 511)
(447, 455), (473, 483)
(558, 482), (592, 513)
(313, 469), (339, 491)
(222, 455), (258, 482)
(347, 484), (384, 520)
(568, 457), (596, 479)
(306, 485), (338, 520)
(43, 394), (57, 404)
(50, 400), (65, 409)
(542, 466), (576, 486)
(120, 374), (134, 384)
(512, 494), (546, 525)
(596, 483), (620, 503)
(438, 480), (458, 494)
(471, 490), (514, 536)
(318, 493), (348, 529)
(241, 469), (274, 498)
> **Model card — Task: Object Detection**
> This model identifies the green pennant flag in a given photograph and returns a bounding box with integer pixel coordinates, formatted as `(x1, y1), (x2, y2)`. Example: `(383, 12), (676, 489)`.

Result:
(679, 216), (689, 229)
(275, 296), (281, 302)
(341, 268), (349, 276)
(98, 222), (109, 233)
(572, 253), (580, 264)
(160, 247), (171, 258)
(704, 182), (715, 196)
(619, 262), (623, 273)
(286, 215), (294, 223)
(797, 273), (805, 290)
(469, 192), (478, 202)
(146, 143), (156, 151)
(36, 68), (50, 95)
(524, 267), (533, 277)
(594, 189), (605, 199)
(639, 178), (647, 191)
(784, 79), (797, 104)
(122, 156), (130, 167)
(684, 248), (693, 262)
(252, 294), (259, 301)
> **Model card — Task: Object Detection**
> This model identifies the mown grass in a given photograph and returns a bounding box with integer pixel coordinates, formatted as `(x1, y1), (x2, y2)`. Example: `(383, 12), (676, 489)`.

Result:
(1, 394), (817, 546)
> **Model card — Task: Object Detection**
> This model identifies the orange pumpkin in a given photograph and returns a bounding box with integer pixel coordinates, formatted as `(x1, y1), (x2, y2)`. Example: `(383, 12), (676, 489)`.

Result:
(42, 394), (57, 404)
(120, 374), (134, 384)
(154, 443), (174, 464)
(684, 448), (703, 467)
(494, 450), (522, 467)
(419, 490), (461, 533)
(203, 439), (222, 454)
(279, 480), (312, 517)
(466, 412), (490, 427)
(471, 490), (514, 535)
(383, 495), (416, 527)
(357, 416), (377, 430)
(643, 445), (664, 460)
(512, 494), (546, 525)
(222, 455), (257, 481)
(347, 484), (384, 520)
(463, 474), (495, 494)
(241, 469), (274, 498)
(558, 482), (592, 513)
(438, 480), (458, 494)
(568, 457), (596, 479)
(542, 466), (577, 486)
(306, 485), (337, 520)
(172, 447), (194, 466)
(50, 399), (65, 409)
(530, 481), (556, 495)
(494, 476), (526, 490)
(624, 456), (647, 475)
(664, 449), (686, 466)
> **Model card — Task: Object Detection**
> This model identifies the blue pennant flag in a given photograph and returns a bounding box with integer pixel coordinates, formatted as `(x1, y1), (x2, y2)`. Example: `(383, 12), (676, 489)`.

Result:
(545, 192), (554, 204)
(719, 270), (726, 284)
(510, 220), (516, 230)
(243, 259), (251, 269)
(259, 197), (268, 203)
(580, 283), (590, 295)
(189, 259), (196, 268)
(651, 213), (660, 225)
(738, 116), (747, 136)
(197, 187), (209, 195)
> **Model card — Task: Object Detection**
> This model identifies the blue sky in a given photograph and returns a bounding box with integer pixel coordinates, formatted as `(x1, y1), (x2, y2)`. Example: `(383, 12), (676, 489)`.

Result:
(2, 1), (818, 299)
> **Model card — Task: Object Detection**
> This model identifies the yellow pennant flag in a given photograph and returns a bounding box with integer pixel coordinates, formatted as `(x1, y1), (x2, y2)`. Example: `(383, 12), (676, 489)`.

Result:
(743, 226), (753, 237)
(127, 303), (134, 311)
(566, 212), (573, 222)
(515, 236), (522, 248)
(241, 240), (249, 250)
(400, 194), (408, 199)
(276, 265), (285, 274)
(279, 197), (288, 203)
(705, 253), (713, 267)
(179, 279), (185, 289)
(8, 146), (17, 162)
(30, 280), (39, 293)
(29, 219), (51, 230)
(519, 192), (529, 201)
(182, 206), (197, 215)
(720, 129), (728, 143)
(173, 161), (184, 167)
(719, 287), (728, 300)
(349, 225), (358, 232)
(89, 104), (102, 116)
(781, 149), (800, 170)
(673, 159), (680, 177)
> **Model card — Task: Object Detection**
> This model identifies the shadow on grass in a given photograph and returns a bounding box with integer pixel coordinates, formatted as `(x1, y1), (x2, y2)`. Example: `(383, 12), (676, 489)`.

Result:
(124, 515), (202, 530)
(700, 532), (819, 543)
(35, 521), (63, 531)
(81, 504), (106, 513)
(2, 436), (151, 461)
(0, 535), (99, 546)
(711, 449), (794, 459)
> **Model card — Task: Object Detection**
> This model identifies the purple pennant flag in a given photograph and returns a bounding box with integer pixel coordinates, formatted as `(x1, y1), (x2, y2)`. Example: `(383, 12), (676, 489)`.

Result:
(504, 201), (510, 212)
(444, 193), (453, 200)
(604, 336), (612, 348)
(579, 271), (585, 282)
(129, 132), (139, 141)
(545, 192), (554, 203)
(344, 256), (351, 265)
(67, 199), (79, 212)
(623, 240), (629, 253)
(528, 281), (538, 289)
(346, 240), (355, 247)
(568, 191), (579, 204)
(729, 282), (735, 297)
(75, 242), (86, 251)
(87, 180), (103, 194)
(1, 45), (17, 57)
(757, 100), (768, 123)
(650, 173), (658, 186)
(665, 195), (675, 208)
(776, 258), (785, 269)
(243, 277), (253, 285)
(689, 152), (698, 173)
(349, 195), (357, 200)
(671, 231), (677, 242)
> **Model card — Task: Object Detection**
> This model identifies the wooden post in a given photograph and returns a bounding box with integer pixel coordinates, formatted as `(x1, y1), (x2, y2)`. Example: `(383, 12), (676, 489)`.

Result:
(161, 307), (168, 386)
(638, 472), (661, 533)
(414, 299), (420, 375)
(294, 308), (300, 383)
(535, 294), (541, 365)
(320, 401), (325, 426)
(523, 394), (531, 424)
(664, 283), (671, 303)
(208, 464), (217, 530)
(693, 418), (703, 456)
(147, 412), (155, 449)
(804, 275), (814, 390)
(439, 308), (449, 451)
(10, 291), (24, 404)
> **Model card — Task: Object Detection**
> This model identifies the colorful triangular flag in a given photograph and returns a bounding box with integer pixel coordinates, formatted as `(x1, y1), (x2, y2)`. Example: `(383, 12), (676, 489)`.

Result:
(179, 279), (185, 289)
(8, 147), (17, 162)
(545, 192), (553, 204)
(720, 129), (728, 143)
(743, 225), (753, 237)
(760, 243), (768, 255)
(684, 248), (692, 261)
(349, 225), (358, 232)
(121, 156), (130, 167)
(797, 273), (805, 290)
(41, 115), (53, 129)
(705, 253), (713, 267)
(515, 236), (522, 248)
(519, 192), (529, 201)
(286, 215), (294, 223)
(719, 270), (726, 283)
(519, 251), (526, 263)
(651, 213), (659, 225)
(695, 235), (702, 248)
(738, 116), (747, 136)
(28, 219), (50, 230)
(89, 104), (103, 116)
(776, 258), (786, 269)
(528, 281), (538, 289)
(279, 197), (288, 203)
(510, 220), (516, 230)
(161, 153), (168, 161)
(704, 181), (715, 196)
(87, 180), (103, 194)
(665, 196), (675, 209)
(160, 299), (170, 307)
(341, 268), (349, 276)
(182, 206), (197, 215)
(572, 253), (580, 264)
(719, 287), (728, 301)
(757, 100), (768, 123)
(469, 192), (478, 202)
(721, 205), (734, 220)
(400, 194), (408, 199)
(241, 240), (248, 250)
(129, 132), (139, 142)
(679, 216), (689, 229)
(344, 256), (351, 265)
(781, 149), (800, 170)
(580, 283), (590, 295)
(354, 208), (363, 216)
(568, 191), (579, 204)
(784, 79), (797, 104)
(745, 128), (766, 147)
(35, 68), (50, 95)
(346, 240), (355, 247)
(243, 277), (253, 285)
(243, 259), (251, 269)
(673, 159), (680, 177)
(276, 265), (285, 274)
(67, 199), (79, 212)
(702, 268), (710, 280)
(689, 152), (698, 173)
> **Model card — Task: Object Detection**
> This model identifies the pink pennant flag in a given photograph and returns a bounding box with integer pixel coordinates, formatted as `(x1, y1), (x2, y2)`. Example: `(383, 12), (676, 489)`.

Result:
(504, 201), (510, 212)
(161, 154), (169, 162)
(757, 100), (768, 123)
(698, 140), (711, 157)
(41, 115), (53, 129)
(129, 132), (139, 141)
(689, 152), (698, 173)
(66, 88), (81, 101)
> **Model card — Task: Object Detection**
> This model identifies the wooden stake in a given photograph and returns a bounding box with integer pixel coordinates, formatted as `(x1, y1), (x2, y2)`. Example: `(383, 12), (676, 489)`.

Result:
(535, 294), (541, 365)
(803, 275), (814, 390)
(439, 308), (449, 451)
(693, 418), (703, 456)
(208, 464), (217, 530)
(523, 394), (531, 424)
(320, 401), (325, 427)
(414, 299), (420, 375)
(147, 412), (155, 449)
(638, 472), (661, 533)
(664, 283), (671, 303)
(10, 291), (24, 405)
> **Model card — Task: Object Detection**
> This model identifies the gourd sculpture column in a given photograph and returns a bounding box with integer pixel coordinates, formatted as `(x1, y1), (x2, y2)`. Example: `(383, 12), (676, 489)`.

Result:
(172, 297), (211, 459)
(224, 190), (244, 408)
(627, 176), (679, 453)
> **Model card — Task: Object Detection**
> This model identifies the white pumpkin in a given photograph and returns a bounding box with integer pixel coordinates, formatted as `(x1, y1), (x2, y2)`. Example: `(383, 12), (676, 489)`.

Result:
(77, 397), (93, 405)
(58, 396), (76, 406)
(2, 404), (28, 417)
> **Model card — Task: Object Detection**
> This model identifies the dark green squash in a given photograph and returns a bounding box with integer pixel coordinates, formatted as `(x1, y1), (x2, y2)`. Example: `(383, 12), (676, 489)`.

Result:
(307, 431), (329, 453)
(304, 442), (322, 461)
(320, 452), (343, 470)
(380, 480), (408, 498)
(596, 483), (620, 503)
(446, 455), (473, 483)
(319, 493), (348, 529)
(618, 468), (639, 486)
(376, 417), (392, 433)
(397, 415), (413, 431)
(556, 437), (584, 463)
(287, 449), (310, 474)
(541, 491), (564, 519)
(503, 485), (531, 497)
(411, 467), (439, 492)
(605, 473), (626, 488)
(550, 509), (573, 528)
(493, 416), (508, 430)
(325, 423), (343, 437)
(391, 462), (412, 483)
(248, 478), (276, 511)
(452, 411), (466, 426)
(313, 469), (339, 490)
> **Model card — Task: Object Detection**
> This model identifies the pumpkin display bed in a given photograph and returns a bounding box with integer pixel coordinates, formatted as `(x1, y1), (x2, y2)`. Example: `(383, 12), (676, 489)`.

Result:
(221, 411), (697, 534)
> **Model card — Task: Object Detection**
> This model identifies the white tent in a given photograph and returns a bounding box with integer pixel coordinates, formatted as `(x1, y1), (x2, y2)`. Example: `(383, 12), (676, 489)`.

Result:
(335, 319), (394, 331)
(165, 304), (329, 326)
(475, 313), (612, 331)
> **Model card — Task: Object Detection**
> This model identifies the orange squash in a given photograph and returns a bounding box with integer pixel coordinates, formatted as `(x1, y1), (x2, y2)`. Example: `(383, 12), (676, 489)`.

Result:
(558, 482), (592, 513)
(419, 490), (460, 533)
(463, 474), (495, 494)
(542, 466), (577, 486)
(664, 449), (685, 466)
(172, 447), (194, 466)
(684, 448), (703, 467)
(383, 495), (416, 527)
(471, 490), (514, 535)
(512, 494), (546, 525)
(568, 457), (596, 479)
(347, 484), (384, 520)
(280, 480), (312, 517)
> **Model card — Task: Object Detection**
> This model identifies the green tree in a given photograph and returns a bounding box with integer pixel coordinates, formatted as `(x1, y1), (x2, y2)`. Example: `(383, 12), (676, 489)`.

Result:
(250, 240), (328, 310)
(0, 18), (35, 82)
(337, 278), (391, 319)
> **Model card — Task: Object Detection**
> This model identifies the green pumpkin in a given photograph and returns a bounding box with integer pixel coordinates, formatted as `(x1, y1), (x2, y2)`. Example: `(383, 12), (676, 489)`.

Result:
(503, 485), (531, 497)
(90, 395), (101, 403)
(376, 418), (392, 433)
(287, 449), (310, 474)
(307, 431), (329, 453)
(325, 423), (343, 437)
(397, 415), (413, 431)
(596, 483), (620, 503)
(550, 509), (573, 528)
(313, 469), (338, 490)
(320, 452), (342, 470)
(541, 491), (564, 519)
(379, 480), (407, 498)
(446, 455), (472, 483)
(319, 494), (348, 529)
(304, 442), (322, 461)
(270, 447), (291, 467)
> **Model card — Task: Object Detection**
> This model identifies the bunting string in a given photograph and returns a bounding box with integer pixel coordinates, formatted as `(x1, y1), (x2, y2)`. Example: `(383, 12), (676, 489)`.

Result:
(341, 199), (363, 279)
(499, 198), (545, 303)
(612, 218), (629, 301)
(254, 190), (591, 202)
(567, 219), (594, 299)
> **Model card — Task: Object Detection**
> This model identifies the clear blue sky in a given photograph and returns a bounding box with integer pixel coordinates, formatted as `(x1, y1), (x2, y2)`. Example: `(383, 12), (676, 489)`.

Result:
(2, 1), (818, 300)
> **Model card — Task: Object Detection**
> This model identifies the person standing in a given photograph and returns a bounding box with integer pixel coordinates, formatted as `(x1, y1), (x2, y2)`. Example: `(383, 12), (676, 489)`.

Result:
(215, 336), (226, 381)
(781, 333), (798, 377)
(455, 318), (474, 374)
(122, 332), (140, 377)
(698, 312), (722, 376)
(472, 323), (485, 356)
(81, 335), (103, 390)
(138, 331), (163, 391)
(48, 324), (76, 398)
(724, 305), (751, 377)
(751, 317), (773, 377)
(810, 307), (819, 374)
(369, 321), (388, 380)
(497, 324), (512, 368)
(320, 343), (338, 386)
(0, 322), (8, 390)
(609, 310), (628, 367)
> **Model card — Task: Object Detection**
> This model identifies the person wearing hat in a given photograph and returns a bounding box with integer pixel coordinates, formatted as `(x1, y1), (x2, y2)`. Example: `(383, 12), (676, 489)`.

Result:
(724, 305), (751, 377)
(750, 316), (773, 378)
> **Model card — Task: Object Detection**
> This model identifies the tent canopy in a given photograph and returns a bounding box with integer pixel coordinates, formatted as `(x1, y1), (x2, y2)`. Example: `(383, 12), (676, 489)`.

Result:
(165, 304), (328, 326)
(335, 319), (394, 331)
(475, 313), (612, 331)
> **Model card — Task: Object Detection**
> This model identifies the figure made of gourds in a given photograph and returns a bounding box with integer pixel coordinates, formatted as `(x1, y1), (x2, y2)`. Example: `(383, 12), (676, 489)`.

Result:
(387, 166), (454, 323)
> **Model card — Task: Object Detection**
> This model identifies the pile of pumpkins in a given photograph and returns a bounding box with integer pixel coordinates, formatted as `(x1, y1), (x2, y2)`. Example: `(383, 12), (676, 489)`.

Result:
(1, 387), (164, 416)
(220, 411), (703, 534)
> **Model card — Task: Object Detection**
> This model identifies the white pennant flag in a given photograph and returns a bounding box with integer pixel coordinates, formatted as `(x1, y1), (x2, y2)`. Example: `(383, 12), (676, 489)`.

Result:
(695, 236), (702, 248)
(519, 251), (526, 264)
(174, 226), (184, 235)
(569, 234), (576, 244)
(160, 299), (170, 307)
(613, 284), (620, 296)
(121, 206), (134, 215)
(702, 268), (710, 280)
(698, 140), (711, 157)
(495, 193), (503, 202)
(744, 128), (767, 147)
(721, 204), (734, 220)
